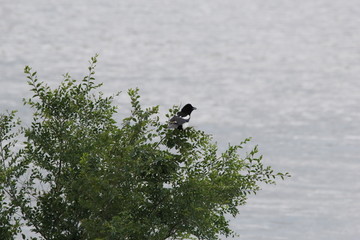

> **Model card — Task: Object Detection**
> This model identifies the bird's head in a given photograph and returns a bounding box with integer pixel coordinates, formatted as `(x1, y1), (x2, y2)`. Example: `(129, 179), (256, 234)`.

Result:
(181, 104), (197, 115)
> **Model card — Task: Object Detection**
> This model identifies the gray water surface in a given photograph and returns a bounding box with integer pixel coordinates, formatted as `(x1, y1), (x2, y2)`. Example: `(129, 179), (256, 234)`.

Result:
(1, 0), (360, 239)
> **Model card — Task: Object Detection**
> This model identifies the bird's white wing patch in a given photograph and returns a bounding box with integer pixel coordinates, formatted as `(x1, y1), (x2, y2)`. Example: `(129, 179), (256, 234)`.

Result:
(168, 115), (190, 128)
(181, 115), (191, 121)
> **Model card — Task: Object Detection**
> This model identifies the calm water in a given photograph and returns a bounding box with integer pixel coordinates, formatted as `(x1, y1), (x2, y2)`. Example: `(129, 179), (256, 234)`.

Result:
(1, 0), (360, 239)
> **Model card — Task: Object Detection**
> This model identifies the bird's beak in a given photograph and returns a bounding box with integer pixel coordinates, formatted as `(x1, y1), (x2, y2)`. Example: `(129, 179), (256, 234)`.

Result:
(193, 107), (197, 110)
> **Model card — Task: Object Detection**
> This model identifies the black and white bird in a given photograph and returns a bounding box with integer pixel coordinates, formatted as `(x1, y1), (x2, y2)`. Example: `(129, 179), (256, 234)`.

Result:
(168, 104), (197, 130)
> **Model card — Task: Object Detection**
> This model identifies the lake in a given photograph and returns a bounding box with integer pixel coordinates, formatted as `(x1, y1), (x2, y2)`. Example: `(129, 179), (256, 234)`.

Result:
(1, 0), (359, 239)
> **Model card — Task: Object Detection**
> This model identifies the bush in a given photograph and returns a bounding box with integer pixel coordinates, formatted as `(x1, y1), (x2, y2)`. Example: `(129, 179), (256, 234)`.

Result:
(0, 55), (289, 240)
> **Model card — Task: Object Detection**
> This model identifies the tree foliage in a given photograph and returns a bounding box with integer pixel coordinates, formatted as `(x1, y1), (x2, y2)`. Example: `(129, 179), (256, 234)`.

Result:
(0, 111), (22, 239)
(0, 55), (289, 240)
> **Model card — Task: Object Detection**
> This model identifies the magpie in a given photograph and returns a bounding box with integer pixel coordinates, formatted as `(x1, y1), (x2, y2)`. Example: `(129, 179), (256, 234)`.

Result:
(168, 104), (197, 130)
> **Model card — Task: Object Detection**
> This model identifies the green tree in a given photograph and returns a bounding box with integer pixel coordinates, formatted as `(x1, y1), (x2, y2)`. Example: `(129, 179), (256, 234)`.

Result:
(0, 111), (22, 239)
(1, 55), (289, 240)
